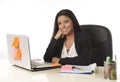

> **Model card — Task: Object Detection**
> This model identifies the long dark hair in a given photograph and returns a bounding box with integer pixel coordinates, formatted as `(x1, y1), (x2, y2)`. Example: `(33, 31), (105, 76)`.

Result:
(51, 9), (83, 40)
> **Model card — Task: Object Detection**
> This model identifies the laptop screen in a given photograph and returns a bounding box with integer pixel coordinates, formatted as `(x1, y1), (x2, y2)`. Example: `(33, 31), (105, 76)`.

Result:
(7, 34), (32, 70)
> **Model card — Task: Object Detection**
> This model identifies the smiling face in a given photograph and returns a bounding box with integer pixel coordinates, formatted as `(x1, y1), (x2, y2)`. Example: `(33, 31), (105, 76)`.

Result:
(57, 15), (74, 36)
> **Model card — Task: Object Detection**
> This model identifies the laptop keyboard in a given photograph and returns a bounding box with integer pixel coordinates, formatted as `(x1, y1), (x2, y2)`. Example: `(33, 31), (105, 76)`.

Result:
(31, 60), (51, 68)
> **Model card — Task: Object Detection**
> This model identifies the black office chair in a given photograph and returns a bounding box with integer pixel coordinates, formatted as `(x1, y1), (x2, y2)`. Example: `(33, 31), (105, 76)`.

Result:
(81, 25), (113, 66)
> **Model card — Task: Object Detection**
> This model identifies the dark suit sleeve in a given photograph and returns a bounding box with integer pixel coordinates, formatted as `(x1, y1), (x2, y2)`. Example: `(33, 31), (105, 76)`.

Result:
(75, 32), (93, 65)
(59, 56), (80, 65)
(44, 38), (63, 62)
(80, 37), (92, 65)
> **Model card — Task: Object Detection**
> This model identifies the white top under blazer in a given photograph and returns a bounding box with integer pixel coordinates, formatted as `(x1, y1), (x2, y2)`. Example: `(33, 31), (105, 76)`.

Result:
(61, 42), (78, 58)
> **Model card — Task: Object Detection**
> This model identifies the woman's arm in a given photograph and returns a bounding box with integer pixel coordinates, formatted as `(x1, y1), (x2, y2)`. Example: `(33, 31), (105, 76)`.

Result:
(59, 56), (80, 65)
(44, 38), (64, 62)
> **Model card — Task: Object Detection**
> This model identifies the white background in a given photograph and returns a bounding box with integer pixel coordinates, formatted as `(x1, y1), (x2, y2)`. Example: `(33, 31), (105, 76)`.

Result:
(0, 0), (120, 78)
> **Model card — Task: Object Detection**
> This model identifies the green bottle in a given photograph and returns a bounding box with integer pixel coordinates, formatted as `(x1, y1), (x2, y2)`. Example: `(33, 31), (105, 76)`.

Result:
(106, 56), (111, 64)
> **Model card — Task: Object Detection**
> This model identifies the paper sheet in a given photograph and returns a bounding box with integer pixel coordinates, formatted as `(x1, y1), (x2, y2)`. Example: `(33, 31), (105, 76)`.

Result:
(60, 63), (97, 74)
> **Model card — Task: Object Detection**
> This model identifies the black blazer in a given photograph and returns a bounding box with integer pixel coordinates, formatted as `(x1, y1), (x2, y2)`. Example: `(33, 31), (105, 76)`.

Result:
(44, 31), (93, 65)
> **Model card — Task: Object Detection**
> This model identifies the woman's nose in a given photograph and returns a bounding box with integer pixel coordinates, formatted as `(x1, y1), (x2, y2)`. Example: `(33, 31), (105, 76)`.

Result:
(62, 23), (65, 28)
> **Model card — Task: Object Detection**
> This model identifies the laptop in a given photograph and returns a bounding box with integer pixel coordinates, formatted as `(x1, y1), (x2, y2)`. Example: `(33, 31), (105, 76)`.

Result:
(6, 34), (61, 71)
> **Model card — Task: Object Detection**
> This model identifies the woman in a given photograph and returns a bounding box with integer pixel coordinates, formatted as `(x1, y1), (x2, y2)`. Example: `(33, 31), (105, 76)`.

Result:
(44, 9), (92, 65)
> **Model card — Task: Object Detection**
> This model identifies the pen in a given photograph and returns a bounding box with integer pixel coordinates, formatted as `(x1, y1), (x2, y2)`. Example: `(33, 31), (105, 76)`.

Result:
(72, 66), (83, 70)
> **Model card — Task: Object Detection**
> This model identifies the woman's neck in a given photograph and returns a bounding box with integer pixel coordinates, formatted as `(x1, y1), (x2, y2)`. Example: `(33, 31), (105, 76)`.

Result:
(65, 33), (74, 53)
(66, 31), (74, 41)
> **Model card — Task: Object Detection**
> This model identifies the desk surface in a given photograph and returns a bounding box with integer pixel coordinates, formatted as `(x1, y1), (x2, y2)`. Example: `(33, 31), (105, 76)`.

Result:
(0, 59), (116, 82)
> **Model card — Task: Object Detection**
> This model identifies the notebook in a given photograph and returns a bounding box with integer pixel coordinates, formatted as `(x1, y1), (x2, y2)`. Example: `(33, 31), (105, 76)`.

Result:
(6, 34), (61, 71)
(60, 63), (97, 74)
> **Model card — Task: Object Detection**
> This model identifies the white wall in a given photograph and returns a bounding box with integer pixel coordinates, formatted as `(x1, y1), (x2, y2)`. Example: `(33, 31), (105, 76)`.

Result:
(0, 0), (119, 57)
(0, 0), (120, 58)
(0, 0), (120, 79)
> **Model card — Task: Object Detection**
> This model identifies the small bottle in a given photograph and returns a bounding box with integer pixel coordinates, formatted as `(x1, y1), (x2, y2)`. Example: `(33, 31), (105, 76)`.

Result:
(106, 56), (111, 64)
(104, 56), (111, 79)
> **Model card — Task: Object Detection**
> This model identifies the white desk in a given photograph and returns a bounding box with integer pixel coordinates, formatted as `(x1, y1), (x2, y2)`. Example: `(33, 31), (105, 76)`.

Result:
(0, 59), (116, 82)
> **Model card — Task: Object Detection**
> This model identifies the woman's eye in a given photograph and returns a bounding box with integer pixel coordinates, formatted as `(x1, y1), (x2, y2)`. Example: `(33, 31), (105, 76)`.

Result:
(65, 20), (68, 23)
(58, 22), (61, 25)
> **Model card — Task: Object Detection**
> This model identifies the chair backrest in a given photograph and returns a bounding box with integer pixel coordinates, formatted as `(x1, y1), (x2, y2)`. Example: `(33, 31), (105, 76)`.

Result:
(81, 25), (113, 66)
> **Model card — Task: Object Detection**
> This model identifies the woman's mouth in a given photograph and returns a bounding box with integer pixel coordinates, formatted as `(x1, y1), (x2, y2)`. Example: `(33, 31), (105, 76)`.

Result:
(62, 28), (68, 32)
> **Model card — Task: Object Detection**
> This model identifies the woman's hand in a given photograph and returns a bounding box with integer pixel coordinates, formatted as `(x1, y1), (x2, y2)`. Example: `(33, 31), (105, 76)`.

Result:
(52, 57), (60, 63)
(54, 29), (64, 40)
